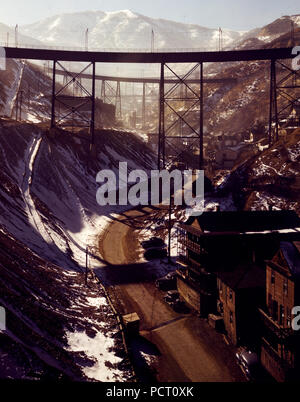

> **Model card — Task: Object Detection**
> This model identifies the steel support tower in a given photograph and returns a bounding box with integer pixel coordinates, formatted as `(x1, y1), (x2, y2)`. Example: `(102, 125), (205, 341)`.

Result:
(157, 62), (204, 170)
(269, 58), (300, 145)
(51, 60), (96, 143)
(100, 80), (122, 120)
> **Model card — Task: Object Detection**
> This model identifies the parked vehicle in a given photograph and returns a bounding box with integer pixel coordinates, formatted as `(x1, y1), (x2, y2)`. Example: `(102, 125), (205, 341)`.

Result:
(164, 290), (180, 304)
(235, 348), (260, 380)
(144, 247), (167, 260)
(155, 271), (177, 290)
(164, 292), (187, 312)
(141, 237), (166, 250)
(172, 299), (186, 312)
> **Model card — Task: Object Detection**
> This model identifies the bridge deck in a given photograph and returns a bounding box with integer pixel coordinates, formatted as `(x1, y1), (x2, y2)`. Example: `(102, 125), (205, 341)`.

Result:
(4, 46), (294, 63)
(55, 69), (236, 84)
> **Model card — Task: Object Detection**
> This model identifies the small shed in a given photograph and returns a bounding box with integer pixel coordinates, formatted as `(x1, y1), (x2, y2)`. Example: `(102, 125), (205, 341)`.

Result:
(122, 312), (140, 337)
(208, 314), (224, 331)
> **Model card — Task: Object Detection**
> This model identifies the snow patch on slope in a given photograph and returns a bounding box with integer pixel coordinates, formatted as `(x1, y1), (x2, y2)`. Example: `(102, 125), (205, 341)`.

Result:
(66, 329), (124, 381)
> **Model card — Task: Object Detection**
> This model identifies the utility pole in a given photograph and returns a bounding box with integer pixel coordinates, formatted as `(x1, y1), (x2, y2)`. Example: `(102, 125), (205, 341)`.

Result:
(28, 85), (31, 113)
(15, 92), (18, 120)
(19, 90), (23, 121)
(101, 80), (106, 102)
(158, 62), (165, 170)
(200, 62), (204, 170)
(85, 246), (89, 286)
(142, 82), (146, 129)
(6, 32), (9, 47)
(15, 90), (23, 121)
(51, 60), (56, 128)
(15, 24), (18, 48)
(91, 61), (96, 144)
(168, 193), (173, 262)
(151, 28), (154, 52)
(85, 28), (89, 51)
(218, 27), (223, 51)
(291, 20), (295, 47)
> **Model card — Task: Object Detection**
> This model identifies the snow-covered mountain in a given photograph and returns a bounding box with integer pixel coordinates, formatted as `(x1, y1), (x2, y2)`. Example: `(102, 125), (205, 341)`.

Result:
(0, 22), (42, 47)
(252, 14), (300, 43)
(3, 11), (298, 78)
(20, 10), (246, 51)
(2, 11), (300, 53)
(233, 14), (300, 49)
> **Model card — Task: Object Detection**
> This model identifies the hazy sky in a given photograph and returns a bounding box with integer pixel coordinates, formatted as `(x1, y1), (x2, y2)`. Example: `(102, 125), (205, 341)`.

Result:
(1, 0), (299, 30)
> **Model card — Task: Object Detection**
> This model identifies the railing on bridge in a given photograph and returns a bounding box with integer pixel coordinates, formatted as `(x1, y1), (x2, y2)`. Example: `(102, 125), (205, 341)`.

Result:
(0, 42), (215, 53)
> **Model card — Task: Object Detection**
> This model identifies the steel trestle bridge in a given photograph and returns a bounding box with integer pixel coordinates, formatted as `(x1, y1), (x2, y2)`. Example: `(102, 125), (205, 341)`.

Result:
(3, 46), (298, 169)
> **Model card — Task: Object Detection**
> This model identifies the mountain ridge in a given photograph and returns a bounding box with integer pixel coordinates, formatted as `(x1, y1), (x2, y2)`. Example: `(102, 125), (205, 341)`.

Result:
(0, 11), (299, 53)
(19, 9), (245, 51)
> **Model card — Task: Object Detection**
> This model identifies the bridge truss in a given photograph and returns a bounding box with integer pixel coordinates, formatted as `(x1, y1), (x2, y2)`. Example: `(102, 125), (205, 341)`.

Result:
(158, 63), (204, 170)
(269, 58), (300, 144)
(51, 61), (96, 142)
(3, 46), (297, 169)
(100, 80), (122, 120)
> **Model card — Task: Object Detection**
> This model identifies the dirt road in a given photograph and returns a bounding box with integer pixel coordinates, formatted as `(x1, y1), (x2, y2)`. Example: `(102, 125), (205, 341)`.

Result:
(99, 206), (245, 382)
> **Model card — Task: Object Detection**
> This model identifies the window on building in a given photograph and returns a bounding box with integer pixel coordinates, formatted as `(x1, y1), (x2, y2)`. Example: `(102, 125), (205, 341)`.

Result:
(217, 300), (223, 314)
(230, 311), (233, 324)
(287, 308), (291, 327)
(272, 300), (278, 322)
(283, 278), (288, 296)
(229, 289), (233, 301)
(279, 305), (284, 326)
(271, 270), (275, 285)
(268, 293), (273, 314)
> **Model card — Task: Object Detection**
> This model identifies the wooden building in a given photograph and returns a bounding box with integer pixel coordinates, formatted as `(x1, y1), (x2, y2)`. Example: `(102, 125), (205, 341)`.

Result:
(177, 210), (300, 318)
(217, 264), (265, 345)
(260, 241), (300, 382)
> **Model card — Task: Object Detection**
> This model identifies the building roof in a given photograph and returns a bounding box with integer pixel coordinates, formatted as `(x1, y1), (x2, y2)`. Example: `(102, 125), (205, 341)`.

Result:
(218, 264), (265, 291)
(280, 241), (300, 277)
(292, 104), (300, 113)
(184, 210), (300, 234)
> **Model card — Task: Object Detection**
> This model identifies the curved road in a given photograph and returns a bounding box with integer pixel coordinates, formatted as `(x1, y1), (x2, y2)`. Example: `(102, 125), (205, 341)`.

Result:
(99, 206), (245, 382)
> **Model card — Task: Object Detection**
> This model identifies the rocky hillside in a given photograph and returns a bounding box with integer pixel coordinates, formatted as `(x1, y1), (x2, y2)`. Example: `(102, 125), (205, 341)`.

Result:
(0, 59), (63, 123)
(219, 128), (300, 213)
(234, 14), (300, 49)
(0, 227), (130, 381)
(0, 118), (156, 380)
(204, 26), (300, 137)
